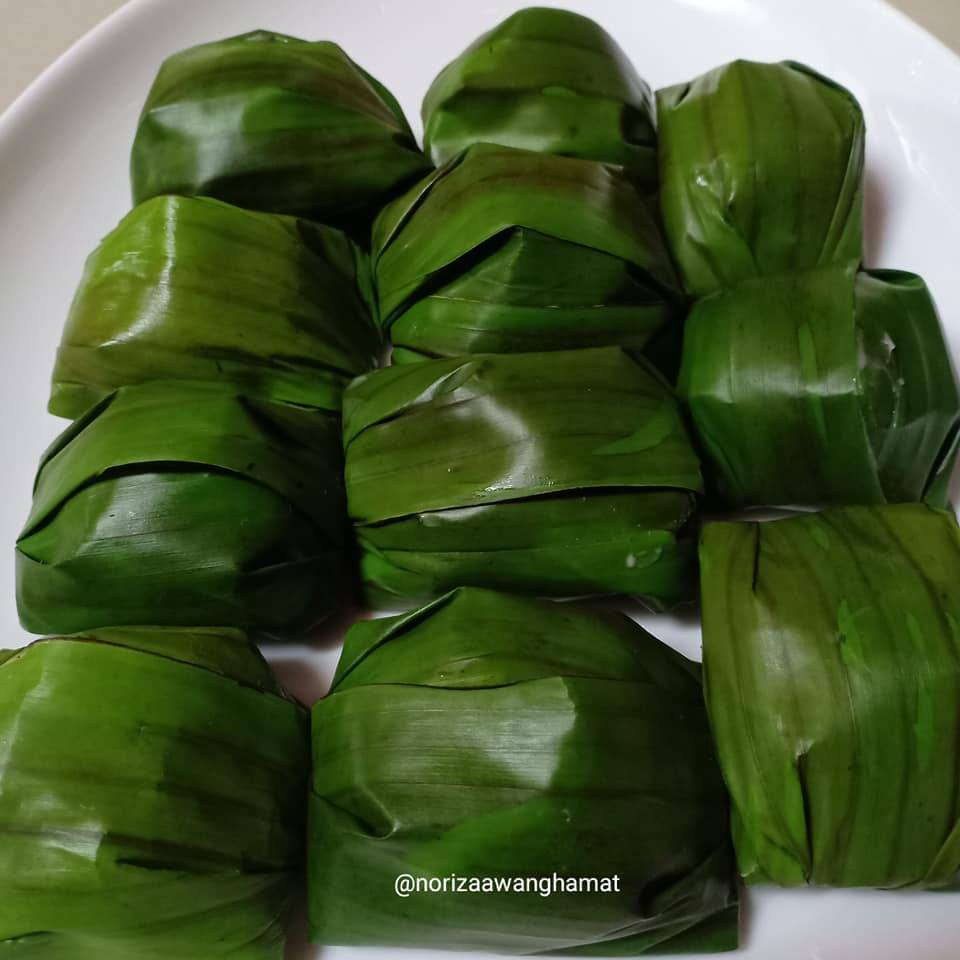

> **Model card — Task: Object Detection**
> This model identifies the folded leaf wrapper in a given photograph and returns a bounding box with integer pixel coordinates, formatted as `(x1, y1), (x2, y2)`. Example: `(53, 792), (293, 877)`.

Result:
(372, 143), (682, 365)
(17, 381), (349, 636)
(678, 267), (960, 508)
(422, 7), (657, 184)
(49, 196), (379, 420)
(0, 627), (308, 959)
(658, 60), (864, 298)
(701, 505), (960, 888)
(131, 30), (431, 230)
(309, 587), (738, 954)
(343, 347), (703, 608)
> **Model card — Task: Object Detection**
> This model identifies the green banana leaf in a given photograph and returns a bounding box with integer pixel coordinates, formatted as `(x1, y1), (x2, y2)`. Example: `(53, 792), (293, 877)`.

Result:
(50, 195), (379, 420)
(422, 7), (657, 185)
(343, 346), (703, 608)
(0, 626), (307, 959)
(17, 381), (349, 637)
(657, 60), (864, 298)
(372, 143), (682, 365)
(700, 504), (960, 888)
(130, 30), (431, 231)
(309, 587), (738, 954)
(678, 266), (960, 508)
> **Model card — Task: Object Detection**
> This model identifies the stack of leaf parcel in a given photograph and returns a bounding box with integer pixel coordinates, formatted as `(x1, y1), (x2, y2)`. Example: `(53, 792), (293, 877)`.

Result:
(6, 8), (960, 960)
(658, 60), (960, 891)
(18, 23), (431, 634)
(307, 8), (740, 955)
(20, 195), (378, 637)
(5, 30), (419, 960)
(352, 8), (701, 611)
(659, 59), (960, 508)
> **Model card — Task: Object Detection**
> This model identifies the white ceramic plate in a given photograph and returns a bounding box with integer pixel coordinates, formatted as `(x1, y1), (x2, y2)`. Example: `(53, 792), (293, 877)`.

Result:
(2, 0), (960, 957)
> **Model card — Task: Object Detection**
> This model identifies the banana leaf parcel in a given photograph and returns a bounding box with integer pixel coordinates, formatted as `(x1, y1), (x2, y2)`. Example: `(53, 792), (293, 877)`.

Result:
(130, 30), (430, 230)
(657, 60), (864, 298)
(422, 7), (657, 185)
(309, 587), (738, 954)
(373, 143), (682, 365)
(343, 347), (703, 608)
(50, 195), (379, 420)
(17, 382), (348, 637)
(678, 267), (960, 508)
(701, 504), (960, 888)
(0, 626), (307, 959)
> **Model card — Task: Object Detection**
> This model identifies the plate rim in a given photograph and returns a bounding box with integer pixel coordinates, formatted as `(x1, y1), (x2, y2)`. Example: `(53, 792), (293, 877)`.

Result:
(3, 0), (960, 146)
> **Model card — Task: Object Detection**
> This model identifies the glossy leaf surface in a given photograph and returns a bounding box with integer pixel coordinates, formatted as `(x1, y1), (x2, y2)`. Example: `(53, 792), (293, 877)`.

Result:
(372, 144), (682, 364)
(50, 196), (379, 419)
(310, 587), (738, 953)
(678, 267), (960, 508)
(0, 628), (308, 958)
(422, 7), (657, 183)
(658, 61), (864, 298)
(343, 347), (702, 607)
(701, 505), (960, 888)
(17, 382), (349, 637)
(131, 31), (430, 230)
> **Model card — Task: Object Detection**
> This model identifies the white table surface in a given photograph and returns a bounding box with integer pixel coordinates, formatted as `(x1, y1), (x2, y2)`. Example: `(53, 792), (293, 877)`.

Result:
(0, 0), (958, 114)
